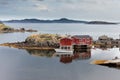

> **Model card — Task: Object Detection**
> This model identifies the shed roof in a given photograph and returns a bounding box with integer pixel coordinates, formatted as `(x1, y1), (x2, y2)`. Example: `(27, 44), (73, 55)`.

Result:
(72, 35), (92, 38)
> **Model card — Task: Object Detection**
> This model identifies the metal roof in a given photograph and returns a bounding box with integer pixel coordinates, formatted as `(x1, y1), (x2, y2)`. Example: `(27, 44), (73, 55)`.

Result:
(72, 35), (92, 38)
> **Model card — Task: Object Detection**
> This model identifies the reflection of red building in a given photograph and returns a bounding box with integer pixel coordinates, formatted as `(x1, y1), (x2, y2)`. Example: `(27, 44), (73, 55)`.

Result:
(59, 35), (92, 64)
(73, 52), (91, 60)
(60, 49), (91, 64)
(60, 54), (72, 63)
(60, 35), (92, 50)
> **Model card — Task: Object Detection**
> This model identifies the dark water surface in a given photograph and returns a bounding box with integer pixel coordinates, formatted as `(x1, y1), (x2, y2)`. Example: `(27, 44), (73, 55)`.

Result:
(0, 23), (120, 80)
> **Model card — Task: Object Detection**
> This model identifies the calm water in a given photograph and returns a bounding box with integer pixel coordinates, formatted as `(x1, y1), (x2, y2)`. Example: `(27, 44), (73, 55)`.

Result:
(0, 23), (120, 80)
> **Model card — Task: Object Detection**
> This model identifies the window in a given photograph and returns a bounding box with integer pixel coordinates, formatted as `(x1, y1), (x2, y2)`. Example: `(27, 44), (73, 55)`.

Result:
(61, 47), (64, 49)
(68, 47), (70, 49)
(65, 47), (67, 49)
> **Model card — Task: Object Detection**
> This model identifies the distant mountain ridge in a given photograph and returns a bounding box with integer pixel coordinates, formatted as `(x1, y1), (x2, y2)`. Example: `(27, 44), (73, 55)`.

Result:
(2, 18), (118, 24)
(0, 21), (3, 24)
(3, 18), (87, 23)
(87, 21), (117, 24)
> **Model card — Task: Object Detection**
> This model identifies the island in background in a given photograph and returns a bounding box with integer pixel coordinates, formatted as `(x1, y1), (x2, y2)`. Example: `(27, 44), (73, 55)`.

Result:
(2, 18), (118, 25)
(0, 22), (37, 33)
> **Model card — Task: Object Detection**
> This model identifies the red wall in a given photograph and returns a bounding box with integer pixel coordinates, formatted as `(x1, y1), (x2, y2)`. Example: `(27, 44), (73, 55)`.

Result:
(60, 37), (92, 46)
(60, 38), (72, 46)
(72, 37), (92, 45)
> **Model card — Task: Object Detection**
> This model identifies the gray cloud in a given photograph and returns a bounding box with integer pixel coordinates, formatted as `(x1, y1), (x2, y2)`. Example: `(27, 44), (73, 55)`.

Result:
(0, 0), (120, 21)
(30, 0), (45, 1)
(37, 0), (44, 1)
(0, 0), (19, 6)
(0, 0), (9, 5)
(21, 0), (44, 2)
(56, 0), (73, 3)
(1, 1), (8, 4)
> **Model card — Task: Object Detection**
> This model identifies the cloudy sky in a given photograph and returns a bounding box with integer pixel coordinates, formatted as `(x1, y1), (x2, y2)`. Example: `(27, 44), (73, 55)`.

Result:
(0, 0), (120, 21)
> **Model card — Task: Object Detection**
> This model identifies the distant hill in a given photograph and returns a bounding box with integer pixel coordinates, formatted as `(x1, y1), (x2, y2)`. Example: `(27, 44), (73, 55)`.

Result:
(87, 21), (118, 25)
(2, 18), (118, 24)
(3, 18), (88, 23)
(0, 21), (3, 24)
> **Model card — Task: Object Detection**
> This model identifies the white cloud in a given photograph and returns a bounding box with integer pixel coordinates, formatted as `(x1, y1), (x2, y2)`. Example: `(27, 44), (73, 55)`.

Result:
(33, 4), (48, 11)
(1, 0), (120, 21)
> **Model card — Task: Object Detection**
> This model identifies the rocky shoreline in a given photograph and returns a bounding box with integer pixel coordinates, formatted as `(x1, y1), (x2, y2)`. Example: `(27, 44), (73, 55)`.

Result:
(0, 42), (55, 50)
(0, 23), (37, 33)
(0, 32), (120, 50)
(0, 28), (37, 33)
(0, 33), (65, 50)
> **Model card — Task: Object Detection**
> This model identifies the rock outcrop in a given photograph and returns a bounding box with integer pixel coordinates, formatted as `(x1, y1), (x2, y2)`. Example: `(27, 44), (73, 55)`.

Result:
(0, 23), (37, 33)
(0, 33), (68, 50)
(25, 33), (67, 48)
(0, 23), (14, 33)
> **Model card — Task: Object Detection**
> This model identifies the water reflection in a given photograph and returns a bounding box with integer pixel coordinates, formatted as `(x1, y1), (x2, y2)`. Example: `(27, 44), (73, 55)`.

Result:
(26, 49), (55, 57)
(59, 49), (91, 64)
(26, 49), (91, 64)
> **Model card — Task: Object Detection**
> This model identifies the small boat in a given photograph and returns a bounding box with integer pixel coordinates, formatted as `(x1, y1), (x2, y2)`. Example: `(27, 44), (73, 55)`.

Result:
(92, 58), (120, 68)
(55, 49), (73, 53)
